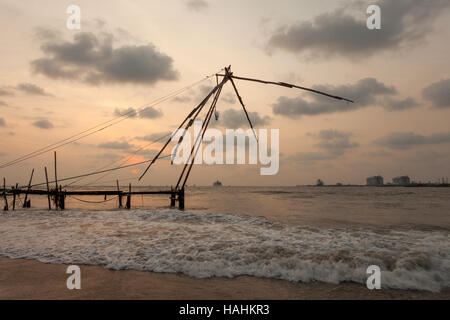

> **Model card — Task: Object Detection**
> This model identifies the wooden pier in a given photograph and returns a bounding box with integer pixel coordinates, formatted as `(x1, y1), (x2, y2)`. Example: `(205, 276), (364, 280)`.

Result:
(2, 186), (185, 211)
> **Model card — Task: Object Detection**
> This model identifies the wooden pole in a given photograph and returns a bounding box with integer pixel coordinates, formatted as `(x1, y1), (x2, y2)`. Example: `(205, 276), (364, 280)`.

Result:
(44, 167), (51, 210)
(12, 183), (18, 210)
(59, 186), (65, 210)
(54, 151), (58, 209)
(175, 77), (226, 190)
(170, 186), (176, 206)
(116, 180), (122, 208)
(23, 168), (34, 208)
(229, 77), (258, 142)
(179, 82), (224, 190)
(126, 183), (131, 209)
(139, 76), (227, 181)
(178, 188), (185, 210)
(3, 177), (8, 211)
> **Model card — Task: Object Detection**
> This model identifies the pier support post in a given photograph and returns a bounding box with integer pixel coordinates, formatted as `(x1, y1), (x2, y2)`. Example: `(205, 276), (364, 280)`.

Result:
(3, 178), (8, 211)
(54, 151), (58, 209)
(116, 180), (122, 208)
(12, 183), (17, 210)
(178, 188), (185, 210)
(170, 187), (176, 206)
(23, 168), (34, 208)
(59, 186), (65, 210)
(126, 183), (131, 209)
(44, 167), (51, 210)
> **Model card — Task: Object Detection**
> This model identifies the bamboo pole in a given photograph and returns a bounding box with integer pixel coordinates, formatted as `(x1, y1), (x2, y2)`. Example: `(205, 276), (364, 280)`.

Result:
(138, 77), (225, 181)
(175, 76), (227, 189)
(178, 188), (185, 210)
(126, 183), (131, 209)
(178, 77), (226, 190)
(54, 151), (58, 209)
(170, 186), (176, 206)
(116, 180), (122, 208)
(59, 185), (65, 210)
(12, 183), (17, 210)
(23, 168), (34, 208)
(44, 167), (51, 210)
(229, 77), (258, 142)
(3, 177), (8, 211)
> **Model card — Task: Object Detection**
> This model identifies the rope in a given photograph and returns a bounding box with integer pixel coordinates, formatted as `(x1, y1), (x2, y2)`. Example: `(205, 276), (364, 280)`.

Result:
(68, 195), (119, 204)
(19, 154), (172, 189)
(0, 70), (221, 170)
(67, 177), (137, 189)
(64, 133), (172, 188)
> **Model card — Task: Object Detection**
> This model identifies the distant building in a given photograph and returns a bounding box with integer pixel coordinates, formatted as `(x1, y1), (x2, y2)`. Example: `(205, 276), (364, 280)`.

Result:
(393, 176), (410, 186)
(366, 176), (384, 186)
(316, 179), (324, 186)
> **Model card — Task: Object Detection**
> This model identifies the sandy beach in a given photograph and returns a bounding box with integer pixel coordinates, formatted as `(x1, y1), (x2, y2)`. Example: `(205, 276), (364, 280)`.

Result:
(0, 258), (448, 300)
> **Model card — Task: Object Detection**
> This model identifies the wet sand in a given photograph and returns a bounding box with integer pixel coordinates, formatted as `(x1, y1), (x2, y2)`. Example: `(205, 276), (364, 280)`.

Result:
(0, 258), (448, 300)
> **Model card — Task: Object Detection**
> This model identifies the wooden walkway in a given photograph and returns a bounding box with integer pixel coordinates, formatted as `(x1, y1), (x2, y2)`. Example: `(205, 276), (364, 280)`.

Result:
(2, 186), (185, 211)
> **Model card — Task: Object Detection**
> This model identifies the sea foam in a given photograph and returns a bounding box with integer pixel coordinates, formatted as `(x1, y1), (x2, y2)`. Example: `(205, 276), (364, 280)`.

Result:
(0, 209), (449, 292)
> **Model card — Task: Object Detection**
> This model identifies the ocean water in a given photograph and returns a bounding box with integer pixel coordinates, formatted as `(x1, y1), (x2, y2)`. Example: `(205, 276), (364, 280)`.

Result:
(0, 186), (449, 292)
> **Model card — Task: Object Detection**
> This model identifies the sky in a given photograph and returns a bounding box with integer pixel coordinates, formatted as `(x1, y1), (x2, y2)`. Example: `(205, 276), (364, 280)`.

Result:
(0, 0), (450, 186)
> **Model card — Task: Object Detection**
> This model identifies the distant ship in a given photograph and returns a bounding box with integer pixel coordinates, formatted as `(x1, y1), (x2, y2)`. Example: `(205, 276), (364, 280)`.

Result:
(316, 179), (324, 186)
(213, 180), (223, 187)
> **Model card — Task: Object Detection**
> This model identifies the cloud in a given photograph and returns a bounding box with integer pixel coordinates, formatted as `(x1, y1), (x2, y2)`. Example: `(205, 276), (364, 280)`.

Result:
(0, 152), (7, 157)
(407, 150), (450, 163)
(16, 83), (52, 96)
(172, 83), (217, 104)
(172, 95), (192, 103)
(114, 106), (163, 119)
(216, 108), (271, 128)
(374, 132), (450, 149)
(292, 129), (359, 163)
(98, 141), (135, 150)
(31, 31), (178, 85)
(135, 149), (159, 157)
(0, 88), (14, 96)
(221, 92), (236, 104)
(0, 118), (5, 127)
(32, 119), (54, 129)
(382, 97), (420, 111)
(292, 152), (340, 162)
(114, 107), (137, 118)
(272, 78), (396, 117)
(92, 153), (122, 161)
(199, 84), (214, 95)
(266, 0), (450, 60)
(422, 79), (450, 108)
(366, 150), (393, 157)
(314, 130), (359, 153)
(0, 101), (7, 107)
(186, 0), (209, 11)
(139, 106), (163, 119)
(135, 131), (172, 142)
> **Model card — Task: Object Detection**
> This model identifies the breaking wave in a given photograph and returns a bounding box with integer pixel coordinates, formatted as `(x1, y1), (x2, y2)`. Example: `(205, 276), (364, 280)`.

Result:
(0, 209), (449, 292)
